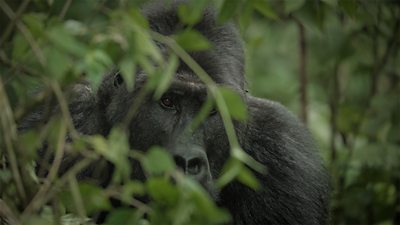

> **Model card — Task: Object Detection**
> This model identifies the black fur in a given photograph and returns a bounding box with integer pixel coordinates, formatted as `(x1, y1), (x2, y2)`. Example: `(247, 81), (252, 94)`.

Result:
(21, 1), (330, 224)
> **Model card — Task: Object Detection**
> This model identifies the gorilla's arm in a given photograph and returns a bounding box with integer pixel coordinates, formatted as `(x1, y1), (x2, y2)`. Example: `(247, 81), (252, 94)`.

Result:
(18, 83), (112, 182)
(219, 96), (330, 225)
(18, 83), (100, 133)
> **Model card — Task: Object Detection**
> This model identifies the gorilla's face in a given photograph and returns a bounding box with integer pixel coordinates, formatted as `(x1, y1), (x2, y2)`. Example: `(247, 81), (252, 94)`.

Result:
(105, 72), (229, 199)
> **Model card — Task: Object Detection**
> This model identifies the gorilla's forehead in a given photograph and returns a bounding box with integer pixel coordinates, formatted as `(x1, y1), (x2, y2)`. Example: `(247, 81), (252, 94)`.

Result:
(134, 69), (207, 98)
(175, 71), (201, 83)
(143, 1), (245, 90)
(170, 72), (208, 98)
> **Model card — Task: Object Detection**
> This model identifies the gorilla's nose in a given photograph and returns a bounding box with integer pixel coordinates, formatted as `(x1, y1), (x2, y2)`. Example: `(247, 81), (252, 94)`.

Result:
(170, 143), (212, 183)
(173, 155), (205, 176)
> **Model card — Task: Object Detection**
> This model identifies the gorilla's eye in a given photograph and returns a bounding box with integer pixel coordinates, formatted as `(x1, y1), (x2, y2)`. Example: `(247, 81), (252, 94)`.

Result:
(114, 73), (124, 87)
(160, 96), (175, 109)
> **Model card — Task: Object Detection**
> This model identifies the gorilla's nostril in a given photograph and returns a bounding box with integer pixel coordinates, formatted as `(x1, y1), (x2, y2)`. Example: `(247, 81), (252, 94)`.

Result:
(188, 158), (202, 175)
(174, 156), (186, 171)
(173, 155), (204, 175)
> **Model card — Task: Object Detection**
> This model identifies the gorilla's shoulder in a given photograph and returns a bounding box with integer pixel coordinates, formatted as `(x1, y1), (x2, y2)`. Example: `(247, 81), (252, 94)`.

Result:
(246, 95), (305, 132)
(245, 97), (329, 206)
(245, 95), (320, 160)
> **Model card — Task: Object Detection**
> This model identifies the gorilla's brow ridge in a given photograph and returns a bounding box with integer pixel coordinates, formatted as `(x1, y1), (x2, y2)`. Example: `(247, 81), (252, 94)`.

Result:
(134, 72), (207, 99)
(168, 79), (208, 100)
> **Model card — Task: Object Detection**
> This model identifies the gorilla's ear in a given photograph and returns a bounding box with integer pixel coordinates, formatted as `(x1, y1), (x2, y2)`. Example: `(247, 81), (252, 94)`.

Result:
(113, 72), (124, 87)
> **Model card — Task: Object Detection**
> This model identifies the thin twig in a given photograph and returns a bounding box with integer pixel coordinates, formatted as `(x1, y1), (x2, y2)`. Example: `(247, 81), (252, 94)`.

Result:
(329, 62), (340, 163)
(370, 18), (400, 97)
(18, 111), (66, 220)
(0, 0), (45, 65)
(352, 10), (400, 143)
(59, 0), (72, 20)
(296, 21), (308, 125)
(50, 80), (80, 139)
(0, 0), (31, 47)
(0, 198), (21, 225)
(21, 157), (94, 220)
(106, 189), (152, 213)
(150, 31), (265, 173)
(0, 77), (27, 203)
(68, 175), (87, 221)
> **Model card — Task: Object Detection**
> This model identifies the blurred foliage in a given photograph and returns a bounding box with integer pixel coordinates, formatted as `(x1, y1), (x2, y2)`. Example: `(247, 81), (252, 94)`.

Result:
(0, 0), (400, 224)
(244, 0), (400, 224)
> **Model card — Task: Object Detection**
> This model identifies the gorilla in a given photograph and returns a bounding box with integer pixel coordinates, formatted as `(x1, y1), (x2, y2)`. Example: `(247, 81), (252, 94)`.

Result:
(20, 1), (330, 224)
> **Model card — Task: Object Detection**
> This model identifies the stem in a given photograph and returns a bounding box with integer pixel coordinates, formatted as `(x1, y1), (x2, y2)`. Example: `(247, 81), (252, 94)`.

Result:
(150, 32), (236, 146)
(150, 31), (265, 173)
(68, 175), (87, 221)
(50, 80), (79, 139)
(0, 0), (31, 47)
(0, 0), (45, 65)
(59, 0), (72, 20)
(329, 63), (340, 163)
(0, 77), (27, 203)
(0, 199), (20, 225)
(297, 21), (308, 125)
(21, 157), (94, 219)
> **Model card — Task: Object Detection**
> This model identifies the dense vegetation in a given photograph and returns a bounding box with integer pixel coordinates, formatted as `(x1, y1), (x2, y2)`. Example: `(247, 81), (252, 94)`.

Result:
(1, 0), (399, 224)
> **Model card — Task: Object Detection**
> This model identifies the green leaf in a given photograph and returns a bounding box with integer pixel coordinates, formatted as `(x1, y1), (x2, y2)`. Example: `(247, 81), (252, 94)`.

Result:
(83, 50), (113, 90)
(91, 49), (113, 66)
(177, 0), (209, 25)
(47, 26), (87, 57)
(78, 183), (111, 215)
(146, 177), (179, 205)
(237, 166), (260, 190)
(338, 0), (358, 17)
(127, 8), (149, 28)
(219, 87), (248, 121)
(89, 128), (131, 182)
(181, 178), (231, 224)
(119, 56), (136, 92)
(71, 136), (87, 153)
(177, 5), (196, 25)
(12, 34), (29, 61)
(153, 55), (179, 99)
(142, 147), (175, 175)
(61, 214), (91, 225)
(64, 20), (88, 35)
(188, 97), (214, 132)
(251, 0), (278, 20)
(337, 104), (363, 133)
(89, 135), (108, 157)
(133, 27), (162, 64)
(218, 0), (242, 23)
(137, 54), (156, 76)
(105, 208), (141, 225)
(22, 13), (46, 37)
(121, 181), (145, 203)
(217, 155), (262, 190)
(238, 2), (254, 31)
(232, 146), (266, 174)
(45, 47), (71, 80)
(284, 0), (305, 14)
(18, 130), (42, 160)
(216, 158), (241, 188)
(295, 0), (326, 31)
(321, 0), (338, 7)
(174, 30), (212, 52)
(145, 69), (163, 91)
(45, 116), (66, 149)
(109, 12), (154, 67)
(108, 128), (131, 182)
(23, 215), (53, 225)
